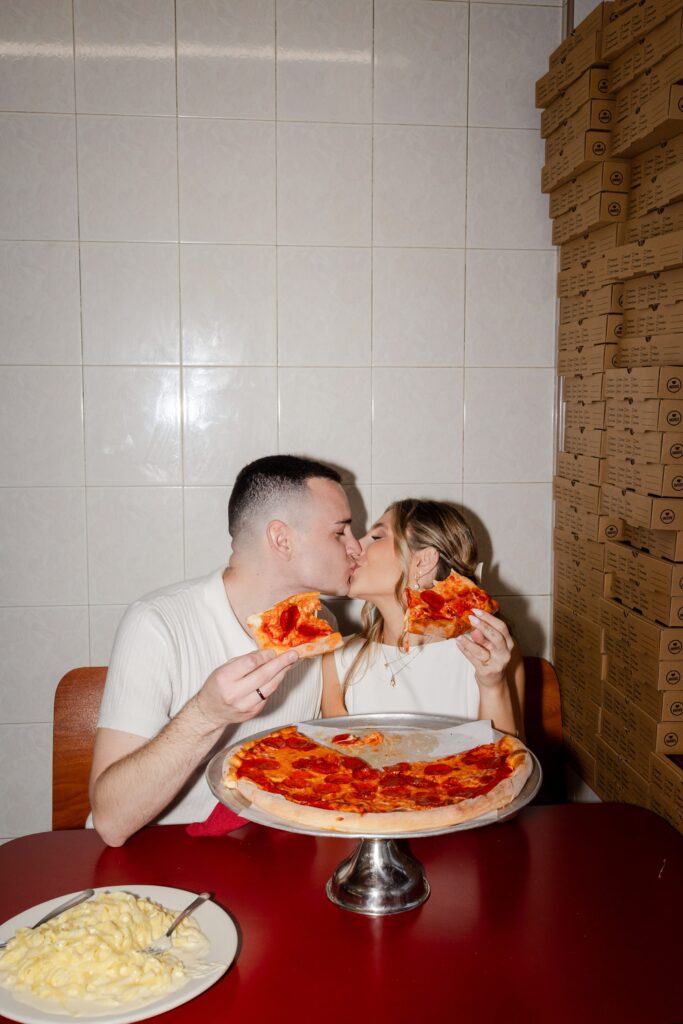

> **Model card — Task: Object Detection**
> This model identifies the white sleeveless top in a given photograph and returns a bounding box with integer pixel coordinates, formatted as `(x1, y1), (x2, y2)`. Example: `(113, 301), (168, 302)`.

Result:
(333, 636), (480, 719)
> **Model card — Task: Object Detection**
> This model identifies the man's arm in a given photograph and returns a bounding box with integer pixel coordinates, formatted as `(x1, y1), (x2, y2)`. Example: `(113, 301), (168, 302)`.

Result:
(90, 648), (298, 847)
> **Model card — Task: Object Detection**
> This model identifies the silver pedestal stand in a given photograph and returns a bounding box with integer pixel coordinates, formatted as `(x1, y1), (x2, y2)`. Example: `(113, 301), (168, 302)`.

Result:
(326, 837), (430, 915)
(207, 713), (541, 918)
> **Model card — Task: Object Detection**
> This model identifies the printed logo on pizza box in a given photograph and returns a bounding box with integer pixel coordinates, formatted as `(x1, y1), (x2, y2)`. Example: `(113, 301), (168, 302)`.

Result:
(668, 639), (683, 655)
(605, 525), (619, 539)
(668, 410), (682, 426)
(608, 202), (622, 217)
(599, 109), (612, 124)
(671, 701), (683, 717)
(664, 732), (679, 746)
(667, 378), (682, 393)
(666, 669), (681, 685)
(661, 509), (676, 524)
(599, 77), (609, 92)
(671, 443), (683, 459)
(610, 171), (624, 186)
(674, 477), (683, 491)
(593, 141), (607, 157)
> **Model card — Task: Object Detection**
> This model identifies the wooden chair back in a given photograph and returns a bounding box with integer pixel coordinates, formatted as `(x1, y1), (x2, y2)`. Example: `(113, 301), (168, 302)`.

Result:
(52, 667), (107, 829)
(522, 656), (565, 803)
(51, 657), (564, 828)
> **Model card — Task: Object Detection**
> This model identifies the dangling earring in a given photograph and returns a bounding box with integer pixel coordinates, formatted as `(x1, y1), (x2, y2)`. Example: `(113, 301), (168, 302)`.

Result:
(412, 569), (421, 591)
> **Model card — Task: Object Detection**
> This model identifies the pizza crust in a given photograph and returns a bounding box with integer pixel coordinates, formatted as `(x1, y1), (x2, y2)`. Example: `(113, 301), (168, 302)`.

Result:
(224, 736), (533, 834)
(244, 623), (343, 659)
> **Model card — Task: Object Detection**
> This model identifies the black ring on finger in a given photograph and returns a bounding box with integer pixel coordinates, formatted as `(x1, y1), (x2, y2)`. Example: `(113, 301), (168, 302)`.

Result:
(255, 687), (267, 701)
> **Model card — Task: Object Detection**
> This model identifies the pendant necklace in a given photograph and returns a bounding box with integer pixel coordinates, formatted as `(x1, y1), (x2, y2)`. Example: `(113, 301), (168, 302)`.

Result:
(381, 643), (425, 687)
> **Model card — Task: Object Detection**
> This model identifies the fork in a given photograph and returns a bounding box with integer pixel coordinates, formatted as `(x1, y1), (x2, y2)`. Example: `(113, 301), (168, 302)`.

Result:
(141, 891), (212, 955)
(0, 888), (95, 949)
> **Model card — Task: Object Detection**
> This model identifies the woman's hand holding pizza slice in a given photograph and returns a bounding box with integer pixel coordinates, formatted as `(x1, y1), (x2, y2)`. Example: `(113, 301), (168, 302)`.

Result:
(456, 608), (514, 689)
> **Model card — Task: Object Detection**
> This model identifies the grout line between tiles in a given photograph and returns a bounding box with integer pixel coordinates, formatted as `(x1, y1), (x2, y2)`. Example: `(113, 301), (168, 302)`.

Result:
(173, 0), (186, 581)
(70, 0), (92, 665)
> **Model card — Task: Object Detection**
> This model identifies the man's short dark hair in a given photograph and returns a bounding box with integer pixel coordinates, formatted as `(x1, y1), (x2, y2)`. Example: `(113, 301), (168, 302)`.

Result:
(228, 454), (342, 540)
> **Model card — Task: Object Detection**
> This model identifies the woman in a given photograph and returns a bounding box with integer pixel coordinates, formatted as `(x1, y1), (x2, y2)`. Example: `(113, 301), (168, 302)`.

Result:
(322, 500), (523, 736)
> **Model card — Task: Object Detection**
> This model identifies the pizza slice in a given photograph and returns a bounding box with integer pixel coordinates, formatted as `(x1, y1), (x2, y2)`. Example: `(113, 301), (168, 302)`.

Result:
(247, 591), (343, 659)
(404, 570), (499, 645)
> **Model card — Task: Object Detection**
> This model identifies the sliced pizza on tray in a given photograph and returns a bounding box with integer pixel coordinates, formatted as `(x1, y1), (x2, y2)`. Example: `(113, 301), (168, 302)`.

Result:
(404, 570), (499, 645)
(247, 591), (342, 659)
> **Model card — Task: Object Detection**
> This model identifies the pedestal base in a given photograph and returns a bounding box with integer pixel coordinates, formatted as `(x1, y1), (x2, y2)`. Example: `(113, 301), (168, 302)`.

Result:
(326, 838), (430, 915)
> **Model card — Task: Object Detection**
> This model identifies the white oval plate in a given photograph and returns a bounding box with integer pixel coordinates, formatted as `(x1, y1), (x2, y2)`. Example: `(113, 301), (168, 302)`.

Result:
(0, 885), (237, 1024)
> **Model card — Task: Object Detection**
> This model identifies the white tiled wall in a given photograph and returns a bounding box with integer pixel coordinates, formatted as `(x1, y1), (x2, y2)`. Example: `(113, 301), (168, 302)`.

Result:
(0, 0), (561, 839)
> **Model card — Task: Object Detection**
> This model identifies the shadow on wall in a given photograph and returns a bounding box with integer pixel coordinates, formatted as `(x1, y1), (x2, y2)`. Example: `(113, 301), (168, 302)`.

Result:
(299, 451), (546, 657)
(461, 504), (546, 658)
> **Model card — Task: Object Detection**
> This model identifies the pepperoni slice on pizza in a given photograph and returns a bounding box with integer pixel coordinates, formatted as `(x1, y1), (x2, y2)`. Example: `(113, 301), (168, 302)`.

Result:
(247, 591), (343, 659)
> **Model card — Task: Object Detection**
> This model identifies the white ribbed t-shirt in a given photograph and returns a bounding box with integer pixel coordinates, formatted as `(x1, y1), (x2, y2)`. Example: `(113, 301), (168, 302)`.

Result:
(333, 637), (480, 719)
(96, 568), (324, 825)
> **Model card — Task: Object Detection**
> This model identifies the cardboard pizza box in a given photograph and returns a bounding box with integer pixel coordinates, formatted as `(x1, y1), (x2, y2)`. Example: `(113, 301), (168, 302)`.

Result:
(611, 10), (683, 91)
(561, 691), (602, 757)
(604, 397), (683, 430)
(556, 449), (604, 485)
(554, 527), (607, 569)
(616, 43), (683, 122)
(600, 594), (683, 658)
(555, 497), (624, 541)
(560, 222), (620, 271)
(603, 366), (683, 398)
(556, 549), (605, 592)
(542, 68), (614, 138)
(562, 424), (608, 457)
(558, 343), (618, 375)
(616, 333), (683, 367)
(563, 400), (607, 430)
(650, 787), (683, 830)
(601, 0), (683, 62)
(561, 373), (606, 403)
(560, 283), (623, 324)
(558, 313), (623, 347)
(557, 259), (611, 298)
(611, 83), (683, 158)
(617, 198), (683, 243)
(554, 599), (605, 649)
(542, 130), (612, 193)
(607, 640), (683, 689)
(602, 427), (683, 462)
(548, 3), (617, 70)
(605, 657), (683, 719)
(604, 569), (683, 625)
(621, 304), (683, 338)
(554, 647), (605, 705)
(600, 481), (683, 529)
(563, 729), (597, 786)
(595, 736), (651, 805)
(656, 719), (683, 749)
(628, 163), (683, 219)
(599, 704), (654, 779)
(536, 32), (607, 109)
(601, 457), (683, 497)
(603, 680), (660, 741)
(550, 162), (629, 220)
(604, 538), (683, 592)
(650, 749), (683, 803)
(552, 191), (628, 246)
(622, 519), (683, 559)
(621, 267), (683, 308)
(604, 229), (683, 279)
(546, 100), (617, 163)
(555, 568), (605, 616)
(629, 130), (683, 188)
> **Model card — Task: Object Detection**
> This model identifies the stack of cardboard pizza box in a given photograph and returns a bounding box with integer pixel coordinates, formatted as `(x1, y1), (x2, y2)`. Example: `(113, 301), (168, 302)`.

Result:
(537, 0), (683, 833)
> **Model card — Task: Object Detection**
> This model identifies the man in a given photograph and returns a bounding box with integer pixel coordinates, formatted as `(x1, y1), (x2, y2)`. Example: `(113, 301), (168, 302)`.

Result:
(89, 455), (361, 846)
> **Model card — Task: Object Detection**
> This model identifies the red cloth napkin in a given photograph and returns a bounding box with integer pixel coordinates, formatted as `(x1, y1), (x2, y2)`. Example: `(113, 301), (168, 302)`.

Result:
(185, 803), (249, 837)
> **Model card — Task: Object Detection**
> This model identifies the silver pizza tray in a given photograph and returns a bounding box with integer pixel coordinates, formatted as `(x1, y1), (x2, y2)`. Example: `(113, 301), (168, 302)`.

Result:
(206, 712), (542, 841)
(206, 713), (542, 916)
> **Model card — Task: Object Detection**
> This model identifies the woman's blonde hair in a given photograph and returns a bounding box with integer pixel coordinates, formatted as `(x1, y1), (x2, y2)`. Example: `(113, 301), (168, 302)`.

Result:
(342, 499), (479, 694)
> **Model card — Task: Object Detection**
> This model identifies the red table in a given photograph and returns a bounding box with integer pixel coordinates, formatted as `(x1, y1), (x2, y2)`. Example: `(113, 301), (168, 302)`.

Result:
(0, 804), (680, 1024)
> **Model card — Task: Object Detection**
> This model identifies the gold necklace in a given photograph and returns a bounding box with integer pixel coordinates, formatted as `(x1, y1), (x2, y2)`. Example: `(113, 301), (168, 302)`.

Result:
(381, 644), (425, 687)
